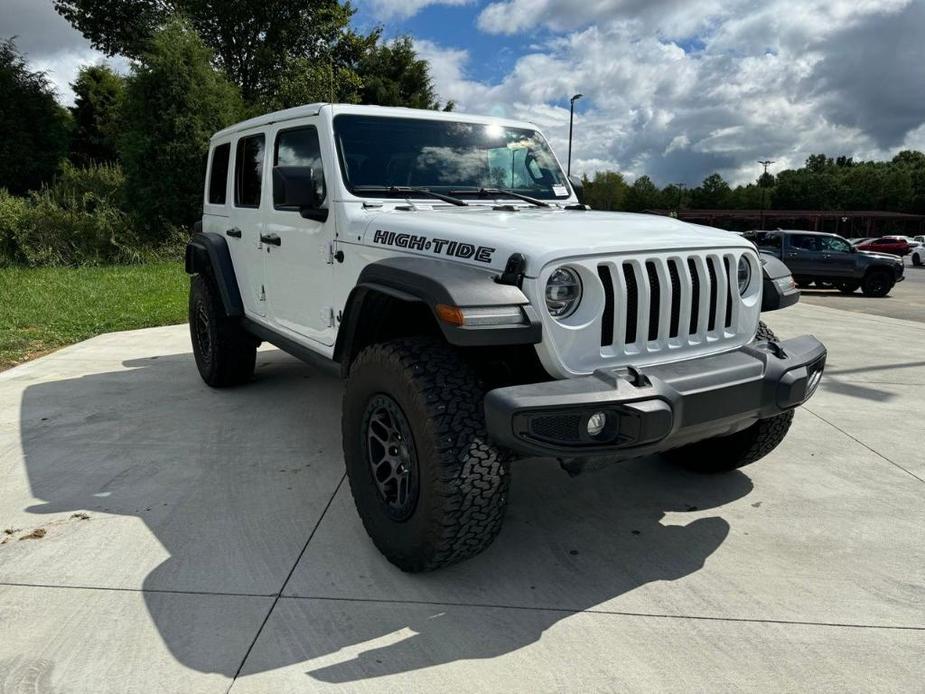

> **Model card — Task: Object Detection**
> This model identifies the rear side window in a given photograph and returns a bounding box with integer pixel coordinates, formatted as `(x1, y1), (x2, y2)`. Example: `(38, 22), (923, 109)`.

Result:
(208, 143), (231, 205)
(235, 134), (265, 207)
(274, 126), (326, 208)
(790, 235), (817, 251)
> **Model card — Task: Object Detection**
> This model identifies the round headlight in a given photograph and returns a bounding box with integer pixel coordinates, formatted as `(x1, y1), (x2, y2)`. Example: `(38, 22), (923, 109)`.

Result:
(737, 256), (752, 295)
(545, 267), (582, 318)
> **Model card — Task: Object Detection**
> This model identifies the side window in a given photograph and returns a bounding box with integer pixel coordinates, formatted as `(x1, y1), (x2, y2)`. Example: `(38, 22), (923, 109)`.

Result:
(790, 235), (817, 251)
(208, 143), (231, 205)
(819, 236), (850, 253)
(752, 232), (781, 250)
(235, 134), (265, 207)
(274, 126), (325, 208)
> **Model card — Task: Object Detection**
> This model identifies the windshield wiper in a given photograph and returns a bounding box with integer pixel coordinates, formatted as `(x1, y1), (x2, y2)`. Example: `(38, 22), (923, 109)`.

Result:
(351, 185), (468, 207)
(448, 187), (550, 208)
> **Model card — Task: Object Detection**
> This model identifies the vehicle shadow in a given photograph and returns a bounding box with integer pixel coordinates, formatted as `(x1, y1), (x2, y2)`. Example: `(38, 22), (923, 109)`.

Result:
(17, 350), (752, 679)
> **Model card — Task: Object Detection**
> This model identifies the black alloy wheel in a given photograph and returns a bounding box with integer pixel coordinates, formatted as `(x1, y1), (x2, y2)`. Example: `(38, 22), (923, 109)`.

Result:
(363, 394), (420, 521)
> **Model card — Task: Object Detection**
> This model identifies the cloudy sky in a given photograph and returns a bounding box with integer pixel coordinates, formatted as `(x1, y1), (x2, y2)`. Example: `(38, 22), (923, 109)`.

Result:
(6, 0), (925, 186)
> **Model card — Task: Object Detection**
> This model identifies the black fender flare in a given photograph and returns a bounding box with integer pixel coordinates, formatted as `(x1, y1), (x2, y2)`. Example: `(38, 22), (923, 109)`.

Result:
(184, 232), (244, 317)
(334, 255), (541, 368)
(760, 253), (800, 312)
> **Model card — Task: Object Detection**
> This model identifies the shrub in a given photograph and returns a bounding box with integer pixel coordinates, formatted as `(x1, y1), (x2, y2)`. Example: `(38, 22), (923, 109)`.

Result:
(0, 162), (185, 267)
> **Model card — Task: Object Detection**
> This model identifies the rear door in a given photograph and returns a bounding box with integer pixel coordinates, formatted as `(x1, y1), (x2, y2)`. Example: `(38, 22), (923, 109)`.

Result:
(227, 131), (269, 316)
(784, 234), (820, 277)
(262, 122), (336, 345)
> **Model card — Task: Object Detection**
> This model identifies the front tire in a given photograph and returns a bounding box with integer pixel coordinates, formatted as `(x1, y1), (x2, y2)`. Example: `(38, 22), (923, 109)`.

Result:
(342, 338), (510, 572)
(189, 274), (257, 387)
(913, 253), (922, 267)
(861, 269), (894, 297)
(664, 321), (794, 473)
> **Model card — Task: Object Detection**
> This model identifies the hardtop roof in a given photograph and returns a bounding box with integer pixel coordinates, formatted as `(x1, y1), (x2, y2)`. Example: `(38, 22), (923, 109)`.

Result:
(210, 103), (541, 142)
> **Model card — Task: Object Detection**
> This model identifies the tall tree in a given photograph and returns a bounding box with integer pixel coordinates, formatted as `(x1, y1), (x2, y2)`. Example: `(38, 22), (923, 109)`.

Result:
(118, 19), (243, 236)
(55, 0), (373, 105)
(357, 37), (445, 109)
(69, 64), (124, 166)
(0, 39), (72, 194)
(690, 173), (731, 209)
(624, 175), (662, 212)
(582, 170), (628, 211)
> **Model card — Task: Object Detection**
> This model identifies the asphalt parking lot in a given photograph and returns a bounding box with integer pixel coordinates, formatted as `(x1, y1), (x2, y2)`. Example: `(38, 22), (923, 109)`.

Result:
(1, 301), (923, 692)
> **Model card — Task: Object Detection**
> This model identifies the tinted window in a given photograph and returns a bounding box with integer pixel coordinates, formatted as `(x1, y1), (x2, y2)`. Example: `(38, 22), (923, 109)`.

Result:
(790, 235), (817, 251)
(274, 127), (325, 207)
(235, 134), (265, 207)
(208, 143), (231, 205)
(750, 232), (781, 250)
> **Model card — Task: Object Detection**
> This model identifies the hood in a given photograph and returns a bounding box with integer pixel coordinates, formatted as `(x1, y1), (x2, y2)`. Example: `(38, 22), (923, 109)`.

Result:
(354, 206), (751, 276)
(858, 249), (903, 262)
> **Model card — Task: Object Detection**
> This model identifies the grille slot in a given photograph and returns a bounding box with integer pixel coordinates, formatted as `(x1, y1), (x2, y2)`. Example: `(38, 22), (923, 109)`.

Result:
(598, 264), (615, 347)
(667, 259), (681, 338)
(645, 261), (660, 342)
(624, 262), (638, 345)
(706, 257), (719, 331)
(688, 257), (700, 335)
(723, 255), (733, 328)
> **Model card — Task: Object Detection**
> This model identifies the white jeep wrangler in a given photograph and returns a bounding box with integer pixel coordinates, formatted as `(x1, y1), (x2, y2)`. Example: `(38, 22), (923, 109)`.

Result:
(185, 104), (826, 572)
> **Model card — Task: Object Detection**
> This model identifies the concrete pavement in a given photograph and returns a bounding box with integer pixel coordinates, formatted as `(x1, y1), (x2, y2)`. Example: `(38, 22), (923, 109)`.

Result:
(1, 303), (923, 692)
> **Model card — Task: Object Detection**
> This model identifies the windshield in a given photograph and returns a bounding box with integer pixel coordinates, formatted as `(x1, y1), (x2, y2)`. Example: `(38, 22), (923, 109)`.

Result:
(334, 114), (571, 200)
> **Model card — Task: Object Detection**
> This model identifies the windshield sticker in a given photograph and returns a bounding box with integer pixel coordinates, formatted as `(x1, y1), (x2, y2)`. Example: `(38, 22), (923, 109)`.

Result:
(372, 229), (496, 263)
(552, 184), (568, 197)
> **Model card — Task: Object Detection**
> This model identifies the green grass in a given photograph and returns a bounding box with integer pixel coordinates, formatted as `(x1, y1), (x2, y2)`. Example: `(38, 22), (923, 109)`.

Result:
(0, 262), (188, 370)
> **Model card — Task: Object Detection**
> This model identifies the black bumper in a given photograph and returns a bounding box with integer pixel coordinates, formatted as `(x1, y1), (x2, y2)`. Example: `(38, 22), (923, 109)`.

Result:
(484, 336), (826, 458)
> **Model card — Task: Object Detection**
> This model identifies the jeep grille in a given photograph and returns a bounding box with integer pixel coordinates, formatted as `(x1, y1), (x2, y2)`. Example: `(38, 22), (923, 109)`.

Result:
(597, 252), (752, 357)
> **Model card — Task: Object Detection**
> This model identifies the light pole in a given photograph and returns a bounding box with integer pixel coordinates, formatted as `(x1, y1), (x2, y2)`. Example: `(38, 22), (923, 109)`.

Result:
(673, 182), (686, 218)
(567, 93), (583, 177)
(757, 160), (775, 230)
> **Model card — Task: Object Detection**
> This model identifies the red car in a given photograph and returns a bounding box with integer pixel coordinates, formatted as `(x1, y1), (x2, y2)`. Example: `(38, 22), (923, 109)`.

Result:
(857, 235), (914, 256)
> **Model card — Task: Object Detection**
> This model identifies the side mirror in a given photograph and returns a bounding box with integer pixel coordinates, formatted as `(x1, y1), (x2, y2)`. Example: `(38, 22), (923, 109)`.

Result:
(568, 174), (585, 205)
(272, 166), (328, 222)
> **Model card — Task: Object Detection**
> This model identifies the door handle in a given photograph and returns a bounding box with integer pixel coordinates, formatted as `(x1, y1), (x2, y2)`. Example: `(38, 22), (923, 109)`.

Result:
(260, 233), (281, 246)
(225, 228), (242, 238)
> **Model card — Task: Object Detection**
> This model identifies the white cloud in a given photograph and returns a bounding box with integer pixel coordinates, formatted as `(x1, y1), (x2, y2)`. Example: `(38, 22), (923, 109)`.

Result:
(424, 0), (924, 185)
(2, 0), (127, 105)
(361, 0), (472, 21)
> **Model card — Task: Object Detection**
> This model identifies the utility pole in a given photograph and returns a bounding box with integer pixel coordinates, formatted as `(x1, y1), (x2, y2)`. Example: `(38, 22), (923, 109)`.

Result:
(673, 183), (686, 218)
(757, 160), (775, 230)
(567, 93), (583, 177)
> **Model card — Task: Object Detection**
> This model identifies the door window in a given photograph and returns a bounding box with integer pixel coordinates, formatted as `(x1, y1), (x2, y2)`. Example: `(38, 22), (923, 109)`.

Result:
(235, 134), (265, 208)
(274, 126), (325, 209)
(208, 143), (231, 205)
(818, 236), (851, 253)
(790, 235), (818, 251)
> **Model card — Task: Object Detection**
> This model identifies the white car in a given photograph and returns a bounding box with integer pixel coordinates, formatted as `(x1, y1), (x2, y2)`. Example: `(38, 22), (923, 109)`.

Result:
(185, 104), (826, 571)
(912, 236), (924, 266)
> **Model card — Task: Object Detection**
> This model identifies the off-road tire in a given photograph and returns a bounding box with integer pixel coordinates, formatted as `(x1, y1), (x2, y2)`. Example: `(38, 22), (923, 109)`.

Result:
(189, 274), (257, 387)
(861, 268), (894, 297)
(342, 338), (510, 572)
(664, 321), (794, 473)
(836, 280), (860, 294)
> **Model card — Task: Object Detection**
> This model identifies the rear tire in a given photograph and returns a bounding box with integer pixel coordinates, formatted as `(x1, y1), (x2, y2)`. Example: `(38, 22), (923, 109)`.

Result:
(189, 274), (257, 387)
(861, 269), (894, 297)
(664, 321), (794, 473)
(913, 253), (922, 267)
(342, 338), (510, 572)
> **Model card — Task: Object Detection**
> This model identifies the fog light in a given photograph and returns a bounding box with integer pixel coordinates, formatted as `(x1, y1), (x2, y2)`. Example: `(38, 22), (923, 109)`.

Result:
(587, 411), (607, 437)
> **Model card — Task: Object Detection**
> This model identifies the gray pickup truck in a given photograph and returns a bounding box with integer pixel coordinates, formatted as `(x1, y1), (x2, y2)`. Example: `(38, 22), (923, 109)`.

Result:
(744, 229), (905, 297)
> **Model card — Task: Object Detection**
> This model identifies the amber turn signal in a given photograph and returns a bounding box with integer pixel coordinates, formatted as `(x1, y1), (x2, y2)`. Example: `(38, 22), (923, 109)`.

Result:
(435, 304), (465, 326)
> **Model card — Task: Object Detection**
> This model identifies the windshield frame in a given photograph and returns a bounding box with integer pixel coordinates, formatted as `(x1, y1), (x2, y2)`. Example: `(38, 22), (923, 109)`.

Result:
(332, 113), (573, 203)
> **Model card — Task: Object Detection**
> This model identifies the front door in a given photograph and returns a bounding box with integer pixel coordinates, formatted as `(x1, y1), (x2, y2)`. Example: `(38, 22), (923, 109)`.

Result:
(263, 123), (336, 346)
(816, 235), (856, 277)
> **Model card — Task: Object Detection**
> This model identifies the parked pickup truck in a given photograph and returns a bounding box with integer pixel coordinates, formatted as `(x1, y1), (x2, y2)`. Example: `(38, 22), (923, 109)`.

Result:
(744, 229), (905, 297)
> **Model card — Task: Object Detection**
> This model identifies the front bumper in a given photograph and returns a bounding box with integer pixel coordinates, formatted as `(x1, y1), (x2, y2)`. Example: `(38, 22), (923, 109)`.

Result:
(485, 335), (826, 458)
